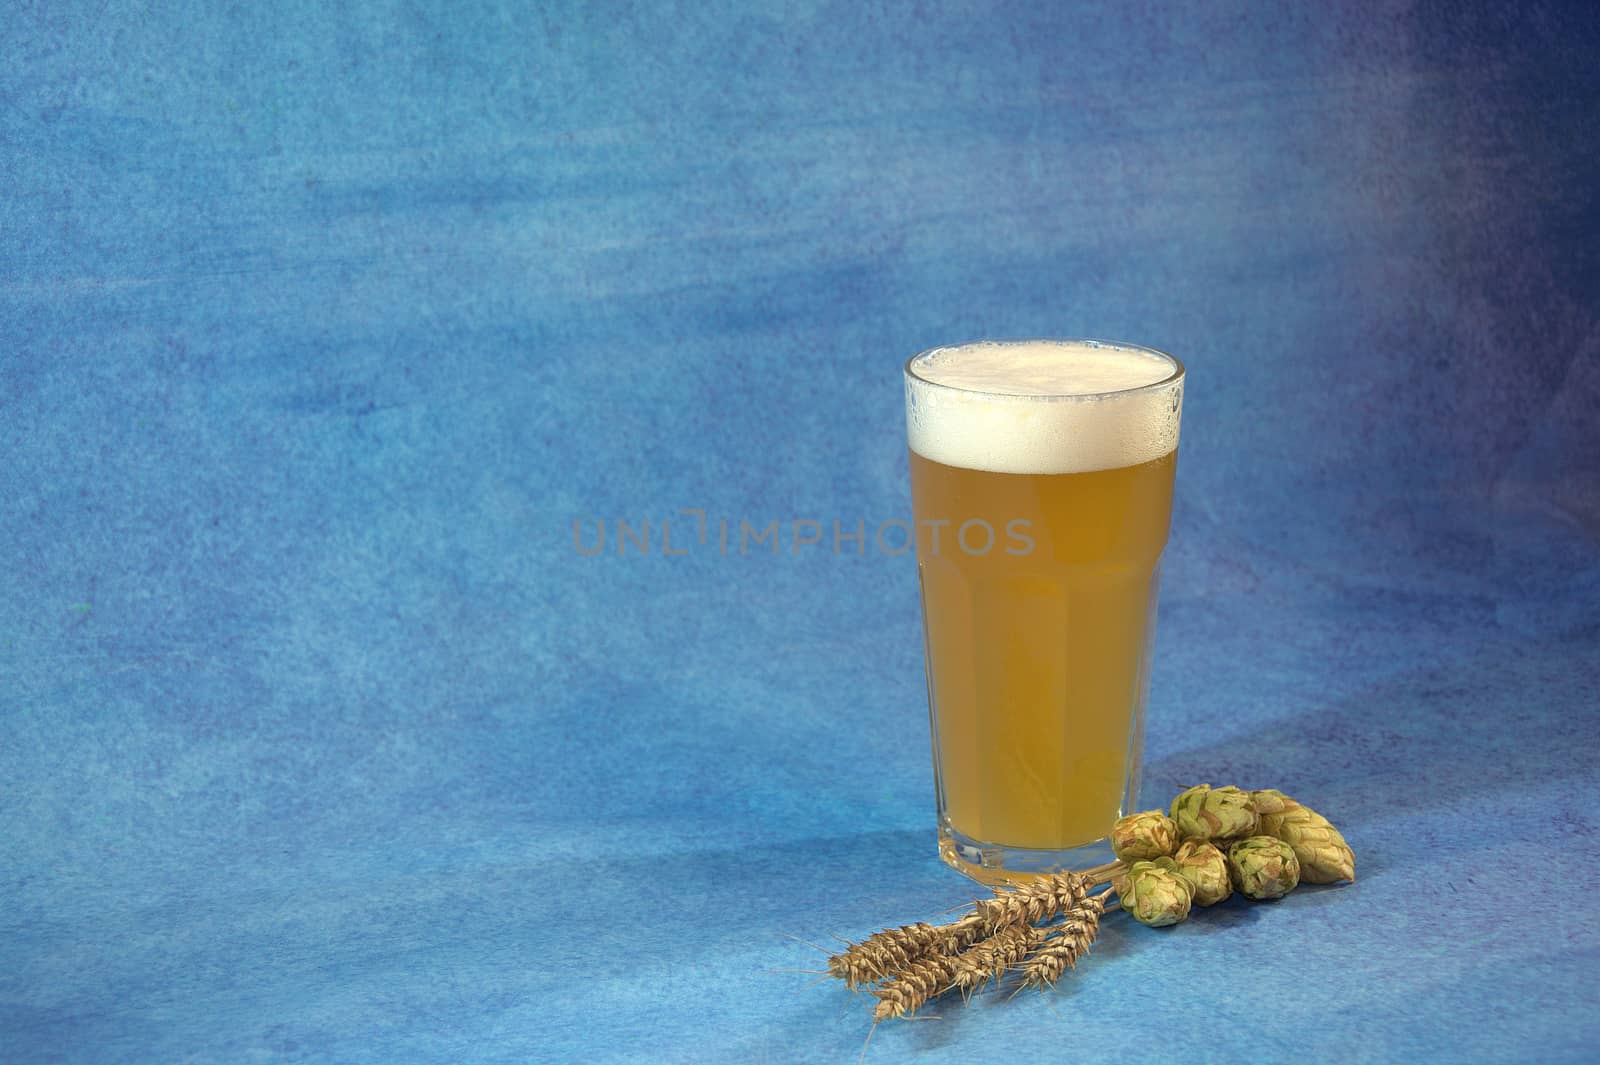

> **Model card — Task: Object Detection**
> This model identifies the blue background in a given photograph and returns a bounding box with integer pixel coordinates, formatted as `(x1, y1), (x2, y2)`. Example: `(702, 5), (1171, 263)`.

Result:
(4, 2), (1598, 1063)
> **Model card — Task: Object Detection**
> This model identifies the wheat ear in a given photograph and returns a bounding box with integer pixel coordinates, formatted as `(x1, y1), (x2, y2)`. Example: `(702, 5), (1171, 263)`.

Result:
(827, 913), (989, 988)
(826, 923), (938, 988)
(1020, 892), (1107, 989)
(974, 870), (1091, 931)
(869, 952), (963, 1021)
(830, 869), (1103, 989)
(949, 921), (1048, 992)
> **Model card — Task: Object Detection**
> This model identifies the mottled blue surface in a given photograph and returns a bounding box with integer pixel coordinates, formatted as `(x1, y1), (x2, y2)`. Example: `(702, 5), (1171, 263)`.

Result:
(4, 2), (1599, 1063)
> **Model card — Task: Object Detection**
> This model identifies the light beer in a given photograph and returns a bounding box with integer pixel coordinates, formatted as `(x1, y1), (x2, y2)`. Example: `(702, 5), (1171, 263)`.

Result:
(904, 340), (1183, 877)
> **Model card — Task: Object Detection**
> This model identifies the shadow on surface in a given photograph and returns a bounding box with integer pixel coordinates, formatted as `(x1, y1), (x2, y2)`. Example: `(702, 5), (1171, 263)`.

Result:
(1145, 621), (1600, 847)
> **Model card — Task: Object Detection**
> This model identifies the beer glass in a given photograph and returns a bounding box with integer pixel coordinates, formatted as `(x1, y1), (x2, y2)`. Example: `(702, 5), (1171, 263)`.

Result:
(904, 339), (1184, 881)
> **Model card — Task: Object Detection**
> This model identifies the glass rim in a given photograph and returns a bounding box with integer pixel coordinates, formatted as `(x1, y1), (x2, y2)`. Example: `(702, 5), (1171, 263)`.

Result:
(904, 337), (1185, 402)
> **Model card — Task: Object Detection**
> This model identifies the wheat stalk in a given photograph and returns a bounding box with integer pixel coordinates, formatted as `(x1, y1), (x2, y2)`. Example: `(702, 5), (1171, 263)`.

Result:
(829, 869), (1110, 988)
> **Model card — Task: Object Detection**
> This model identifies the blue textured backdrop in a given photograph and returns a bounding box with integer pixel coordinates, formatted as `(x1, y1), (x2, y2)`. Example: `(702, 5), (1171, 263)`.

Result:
(4, 2), (1598, 1063)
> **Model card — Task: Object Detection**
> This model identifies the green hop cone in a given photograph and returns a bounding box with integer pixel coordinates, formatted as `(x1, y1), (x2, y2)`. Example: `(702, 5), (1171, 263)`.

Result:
(1169, 784), (1259, 842)
(1250, 788), (1294, 816)
(1170, 840), (1232, 906)
(1111, 810), (1180, 862)
(1226, 836), (1300, 900)
(1258, 792), (1356, 884)
(1117, 859), (1194, 927)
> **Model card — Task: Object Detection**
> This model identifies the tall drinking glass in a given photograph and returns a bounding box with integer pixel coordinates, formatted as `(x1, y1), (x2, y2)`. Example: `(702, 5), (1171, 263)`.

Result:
(904, 339), (1184, 881)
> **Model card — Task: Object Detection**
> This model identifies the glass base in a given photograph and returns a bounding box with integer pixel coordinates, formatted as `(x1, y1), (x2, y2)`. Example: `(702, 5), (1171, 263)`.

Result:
(938, 820), (1117, 886)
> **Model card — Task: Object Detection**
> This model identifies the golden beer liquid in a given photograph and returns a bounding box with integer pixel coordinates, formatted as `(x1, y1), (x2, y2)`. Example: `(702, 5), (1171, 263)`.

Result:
(909, 447), (1177, 850)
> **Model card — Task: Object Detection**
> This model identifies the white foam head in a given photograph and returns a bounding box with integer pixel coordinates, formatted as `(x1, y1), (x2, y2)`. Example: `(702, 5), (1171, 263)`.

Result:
(904, 339), (1184, 475)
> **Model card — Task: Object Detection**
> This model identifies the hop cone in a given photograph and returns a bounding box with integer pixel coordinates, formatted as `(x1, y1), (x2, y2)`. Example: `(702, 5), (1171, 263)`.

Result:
(1169, 783), (1259, 842)
(1227, 836), (1300, 900)
(1250, 788), (1294, 816)
(1170, 839), (1232, 906)
(1117, 859), (1194, 927)
(1257, 791), (1356, 884)
(1111, 810), (1179, 862)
